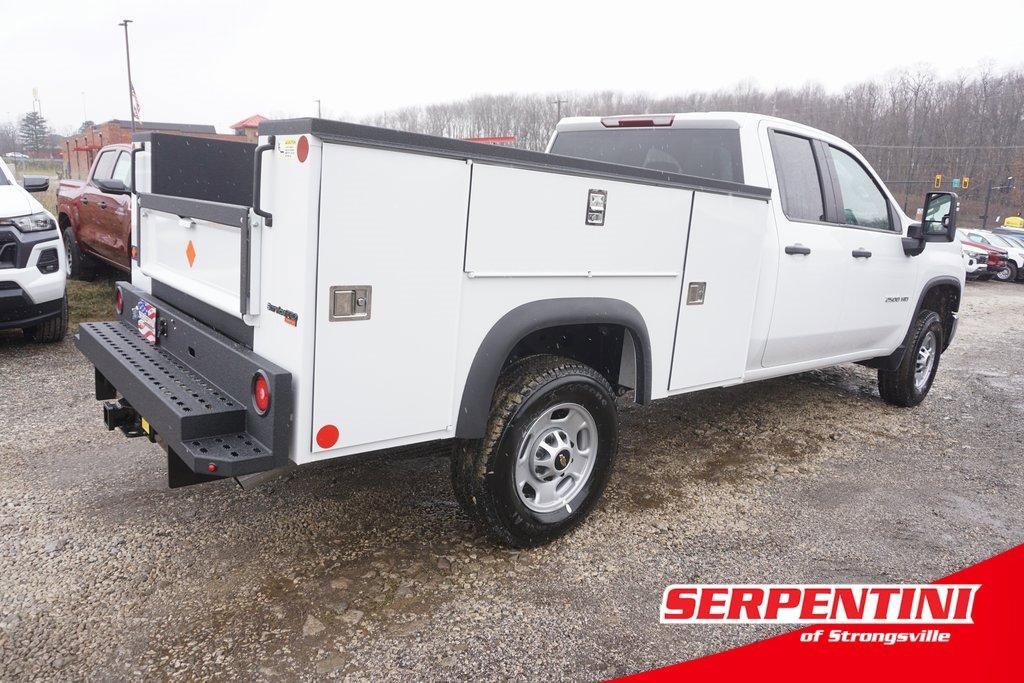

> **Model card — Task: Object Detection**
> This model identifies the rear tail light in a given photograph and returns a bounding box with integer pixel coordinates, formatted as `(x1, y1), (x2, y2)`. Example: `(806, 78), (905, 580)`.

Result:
(600, 115), (675, 128)
(115, 287), (124, 315)
(252, 371), (271, 415)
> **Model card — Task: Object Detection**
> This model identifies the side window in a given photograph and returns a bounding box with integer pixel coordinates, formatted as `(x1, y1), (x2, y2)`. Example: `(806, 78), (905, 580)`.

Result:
(828, 146), (891, 230)
(967, 232), (988, 244)
(92, 151), (117, 181)
(769, 132), (825, 222)
(111, 152), (132, 185)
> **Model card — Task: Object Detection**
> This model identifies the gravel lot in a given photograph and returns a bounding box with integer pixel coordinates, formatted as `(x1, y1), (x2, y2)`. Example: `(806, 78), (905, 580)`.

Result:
(1, 280), (1021, 680)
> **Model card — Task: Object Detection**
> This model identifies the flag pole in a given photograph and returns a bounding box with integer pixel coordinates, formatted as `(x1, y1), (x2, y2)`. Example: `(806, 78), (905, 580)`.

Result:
(118, 19), (136, 133)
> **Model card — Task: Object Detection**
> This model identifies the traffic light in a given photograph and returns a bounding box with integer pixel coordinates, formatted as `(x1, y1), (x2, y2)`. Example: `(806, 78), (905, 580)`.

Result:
(933, 174), (942, 189)
(962, 177), (970, 189)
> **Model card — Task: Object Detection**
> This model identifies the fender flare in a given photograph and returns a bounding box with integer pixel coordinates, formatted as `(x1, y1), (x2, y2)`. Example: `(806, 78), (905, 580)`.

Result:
(861, 276), (962, 371)
(455, 297), (652, 439)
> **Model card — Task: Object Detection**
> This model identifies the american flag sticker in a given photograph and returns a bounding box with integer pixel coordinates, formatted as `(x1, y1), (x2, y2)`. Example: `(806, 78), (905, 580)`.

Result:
(137, 300), (158, 344)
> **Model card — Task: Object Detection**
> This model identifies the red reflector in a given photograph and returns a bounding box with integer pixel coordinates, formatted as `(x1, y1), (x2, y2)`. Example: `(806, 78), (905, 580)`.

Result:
(316, 424), (339, 449)
(297, 135), (309, 163)
(115, 287), (124, 315)
(253, 372), (271, 415)
(207, 463), (217, 473)
(600, 115), (675, 128)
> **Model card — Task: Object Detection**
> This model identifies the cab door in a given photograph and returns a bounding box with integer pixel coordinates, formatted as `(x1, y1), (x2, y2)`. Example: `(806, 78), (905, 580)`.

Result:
(761, 127), (848, 367)
(78, 149), (118, 256)
(92, 151), (133, 268)
(821, 143), (919, 355)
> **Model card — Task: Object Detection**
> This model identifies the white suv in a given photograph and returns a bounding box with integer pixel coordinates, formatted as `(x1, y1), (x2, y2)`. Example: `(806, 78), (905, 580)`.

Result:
(0, 158), (68, 342)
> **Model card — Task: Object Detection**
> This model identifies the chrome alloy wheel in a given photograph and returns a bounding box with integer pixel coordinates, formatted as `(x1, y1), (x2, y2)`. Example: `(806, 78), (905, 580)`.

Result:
(514, 402), (598, 514)
(914, 330), (937, 392)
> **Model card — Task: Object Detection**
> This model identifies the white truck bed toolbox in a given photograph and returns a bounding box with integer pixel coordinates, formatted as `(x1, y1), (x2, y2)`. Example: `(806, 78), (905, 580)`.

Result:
(75, 283), (291, 484)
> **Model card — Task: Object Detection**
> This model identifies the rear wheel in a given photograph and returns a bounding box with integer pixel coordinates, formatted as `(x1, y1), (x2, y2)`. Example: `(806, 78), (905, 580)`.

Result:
(878, 310), (943, 407)
(62, 225), (96, 281)
(451, 355), (617, 547)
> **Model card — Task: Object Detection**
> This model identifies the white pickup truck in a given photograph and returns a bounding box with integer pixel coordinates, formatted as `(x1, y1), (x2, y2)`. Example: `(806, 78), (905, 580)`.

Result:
(75, 113), (964, 547)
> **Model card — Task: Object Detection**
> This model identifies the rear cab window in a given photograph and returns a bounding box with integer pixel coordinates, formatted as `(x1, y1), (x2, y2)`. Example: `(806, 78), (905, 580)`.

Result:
(768, 131), (825, 222)
(548, 128), (744, 183)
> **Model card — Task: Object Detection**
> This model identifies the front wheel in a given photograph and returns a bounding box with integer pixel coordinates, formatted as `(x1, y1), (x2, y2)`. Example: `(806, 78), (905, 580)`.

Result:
(995, 263), (1015, 282)
(451, 355), (618, 548)
(27, 294), (69, 343)
(878, 310), (943, 407)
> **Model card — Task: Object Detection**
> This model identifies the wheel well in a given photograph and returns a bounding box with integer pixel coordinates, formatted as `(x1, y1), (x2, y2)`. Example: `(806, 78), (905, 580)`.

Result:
(58, 212), (70, 229)
(920, 283), (960, 345)
(503, 323), (636, 395)
(455, 298), (652, 439)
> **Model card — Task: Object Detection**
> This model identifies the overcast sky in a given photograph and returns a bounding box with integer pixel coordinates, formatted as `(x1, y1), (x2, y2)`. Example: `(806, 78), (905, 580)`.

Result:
(4, 0), (1023, 133)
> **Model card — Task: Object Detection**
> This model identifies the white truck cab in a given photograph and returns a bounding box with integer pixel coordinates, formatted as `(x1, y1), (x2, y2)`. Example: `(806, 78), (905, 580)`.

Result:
(0, 159), (68, 342)
(75, 114), (964, 547)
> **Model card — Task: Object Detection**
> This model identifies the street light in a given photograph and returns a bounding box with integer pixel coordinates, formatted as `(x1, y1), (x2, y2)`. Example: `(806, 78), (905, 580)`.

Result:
(118, 19), (136, 133)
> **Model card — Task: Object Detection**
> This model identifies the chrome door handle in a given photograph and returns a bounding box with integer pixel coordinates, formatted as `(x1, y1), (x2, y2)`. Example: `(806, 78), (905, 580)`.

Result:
(785, 244), (811, 255)
(852, 249), (872, 258)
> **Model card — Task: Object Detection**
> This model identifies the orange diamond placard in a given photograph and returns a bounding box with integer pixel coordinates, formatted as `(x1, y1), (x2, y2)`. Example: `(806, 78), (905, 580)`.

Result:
(185, 240), (196, 268)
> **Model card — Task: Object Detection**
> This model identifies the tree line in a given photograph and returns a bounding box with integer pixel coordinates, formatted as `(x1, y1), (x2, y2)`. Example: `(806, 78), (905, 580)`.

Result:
(363, 66), (1024, 222)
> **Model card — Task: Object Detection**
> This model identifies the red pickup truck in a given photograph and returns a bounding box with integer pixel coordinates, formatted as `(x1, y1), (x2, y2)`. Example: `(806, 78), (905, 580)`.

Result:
(57, 144), (133, 279)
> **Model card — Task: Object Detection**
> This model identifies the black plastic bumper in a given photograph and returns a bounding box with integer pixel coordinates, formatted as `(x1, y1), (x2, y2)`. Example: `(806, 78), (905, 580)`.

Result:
(0, 284), (63, 330)
(75, 282), (292, 485)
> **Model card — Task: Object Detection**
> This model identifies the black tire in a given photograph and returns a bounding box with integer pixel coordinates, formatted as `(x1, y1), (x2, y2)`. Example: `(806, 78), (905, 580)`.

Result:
(451, 355), (618, 548)
(995, 263), (1014, 282)
(62, 225), (96, 281)
(878, 310), (943, 407)
(1010, 262), (1022, 282)
(27, 294), (69, 343)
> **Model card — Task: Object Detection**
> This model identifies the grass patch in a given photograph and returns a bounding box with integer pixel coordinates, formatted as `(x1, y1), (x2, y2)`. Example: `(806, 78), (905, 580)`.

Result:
(68, 274), (117, 330)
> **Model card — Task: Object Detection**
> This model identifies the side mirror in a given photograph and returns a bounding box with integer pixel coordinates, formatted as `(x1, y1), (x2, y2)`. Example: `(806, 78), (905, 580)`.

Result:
(922, 191), (957, 242)
(22, 175), (49, 193)
(95, 178), (131, 195)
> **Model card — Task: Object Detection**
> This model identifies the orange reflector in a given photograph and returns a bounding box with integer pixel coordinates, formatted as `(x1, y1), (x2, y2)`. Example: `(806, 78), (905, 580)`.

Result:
(131, 245), (138, 259)
(185, 240), (196, 268)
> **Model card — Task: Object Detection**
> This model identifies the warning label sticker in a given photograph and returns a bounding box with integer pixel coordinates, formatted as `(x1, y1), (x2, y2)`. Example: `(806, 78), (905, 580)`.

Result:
(278, 136), (298, 159)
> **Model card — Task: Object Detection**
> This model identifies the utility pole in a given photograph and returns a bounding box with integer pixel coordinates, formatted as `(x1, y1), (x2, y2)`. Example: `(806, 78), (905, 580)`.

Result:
(550, 96), (568, 122)
(315, 99), (322, 117)
(118, 19), (136, 133)
(981, 177), (1015, 229)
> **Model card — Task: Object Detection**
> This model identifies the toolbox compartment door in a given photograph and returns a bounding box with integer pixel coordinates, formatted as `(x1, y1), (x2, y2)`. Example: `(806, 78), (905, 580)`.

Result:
(137, 194), (249, 319)
(310, 144), (470, 454)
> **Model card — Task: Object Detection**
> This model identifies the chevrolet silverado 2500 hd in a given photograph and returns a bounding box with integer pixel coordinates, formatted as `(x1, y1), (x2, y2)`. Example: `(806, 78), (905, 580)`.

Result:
(75, 114), (964, 547)
(0, 158), (68, 341)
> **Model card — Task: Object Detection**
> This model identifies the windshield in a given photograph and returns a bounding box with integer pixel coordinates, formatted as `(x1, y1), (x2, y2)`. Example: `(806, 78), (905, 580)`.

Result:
(0, 162), (11, 186)
(549, 128), (744, 183)
(986, 233), (1014, 249)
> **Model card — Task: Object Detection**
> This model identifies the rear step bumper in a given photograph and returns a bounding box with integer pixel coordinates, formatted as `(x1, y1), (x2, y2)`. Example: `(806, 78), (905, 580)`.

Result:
(75, 282), (292, 486)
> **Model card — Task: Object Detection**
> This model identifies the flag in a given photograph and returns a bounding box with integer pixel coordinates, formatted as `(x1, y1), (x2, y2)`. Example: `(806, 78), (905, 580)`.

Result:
(130, 84), (141, 121)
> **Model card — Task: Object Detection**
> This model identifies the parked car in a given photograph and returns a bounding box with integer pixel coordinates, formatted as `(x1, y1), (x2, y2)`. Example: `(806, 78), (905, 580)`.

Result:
(958, 232), (1007, 280)
(4, 152), (30, 160)
(962, 229), (1024, 282)
(57, 144), (133, 279)
(0, 158), (68, 342)
(75, 115), (964, 547)
(962, 245), (989, 279)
